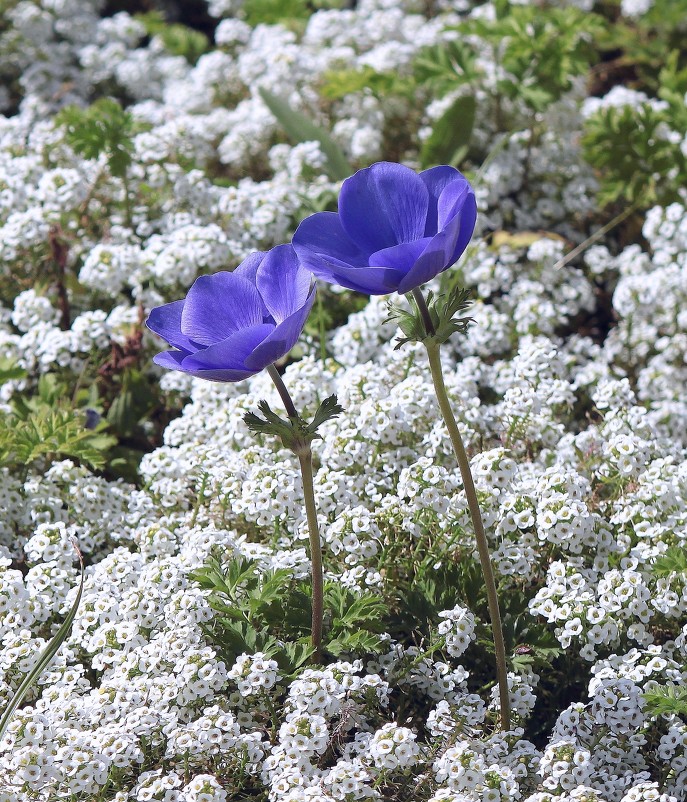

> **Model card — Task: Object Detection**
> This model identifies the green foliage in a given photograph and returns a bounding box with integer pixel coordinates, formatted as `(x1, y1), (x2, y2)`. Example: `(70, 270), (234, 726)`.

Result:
(0, 356), (26, 384)
(467, 5), (602, 112)
(652, 546), (687, 578)
(319, 66), (411, 101)
(105, 367), (162, 483)
(582, 102), (686, 208)
(658, 51), (687, 132)
(324, 584), (387, 657)
(643, 683), (687, 719)
(420, 95), (476, 169)
(386, 287), (474, 349)
(242, 0), (346, 27)
(191, 556), (386, 673)
(244, 394), (343, 454)
(55, 98), (135, 179)
(415, 40), (479, 98)
(389, 556), (486, 639)
(243, 0), (310, 27)
(0, 372), (116, 473)
(416, 4), (602, 126)
(134, 11), (210, 64)
(259, 88), (352, 181)
(594, 0), (687, 92)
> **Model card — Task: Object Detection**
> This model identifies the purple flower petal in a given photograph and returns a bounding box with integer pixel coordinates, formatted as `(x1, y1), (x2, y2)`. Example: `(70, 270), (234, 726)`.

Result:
(443, 187), (477, 265)
(293, 212), (369, 266)
(437, 176), (473, 230)
(153, 350), (188, 370)
(181, 323), (274, 372)
(396, 242), (454, 295)
(256, 244), (312, 324)
(338, 162), (429, 253)
(312, 257), (406, 294)
(244, 285), (316, 370)
(179, 366), (257, 382)
(233, 251), (266, 283)
(396, 197), (474, 294)
(180, 273), (264, 346)
(369, 238), (433, 273)
(294, 212), (407, 292)
(146, 300), (196, 352)
(420, 165), (463, 236)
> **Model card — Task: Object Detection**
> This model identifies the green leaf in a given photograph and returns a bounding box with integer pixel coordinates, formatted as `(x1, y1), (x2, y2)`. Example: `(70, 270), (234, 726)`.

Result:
(305, 394), (343, 434)
(243, 0), (310, 27)
(319, 66), (408, 101)
(415, 40), (478, 97)
(420, 95), (476, 169)
(0, 358), (26, 386)
(55, 98), (135, 179)
(134, 11), (209, 64)
(643, 683), (687, 718)
(259, 88), (352, 181)
(652, 546), (687, 577)
(106, 369), (156, 437)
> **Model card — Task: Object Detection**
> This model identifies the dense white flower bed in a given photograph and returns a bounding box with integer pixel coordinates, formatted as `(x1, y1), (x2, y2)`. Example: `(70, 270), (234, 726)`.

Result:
(1, 0), (686, 800)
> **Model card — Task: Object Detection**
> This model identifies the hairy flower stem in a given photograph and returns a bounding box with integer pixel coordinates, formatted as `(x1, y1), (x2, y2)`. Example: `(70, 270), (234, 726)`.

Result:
(412, 288), (511, 731)
(297, 450), (324, 664)
(266, 364), (324, 663)
(267, 364), (299, 419)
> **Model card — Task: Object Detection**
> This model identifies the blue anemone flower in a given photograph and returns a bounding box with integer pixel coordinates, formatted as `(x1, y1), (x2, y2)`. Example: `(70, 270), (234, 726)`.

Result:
(292, 161), (477, 296)
(146, 245), (315, 382)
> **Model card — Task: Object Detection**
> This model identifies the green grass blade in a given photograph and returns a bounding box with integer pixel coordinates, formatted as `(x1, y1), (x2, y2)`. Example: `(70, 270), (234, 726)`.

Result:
(259, 88), (352, 181)
(0, 541), (84, 740)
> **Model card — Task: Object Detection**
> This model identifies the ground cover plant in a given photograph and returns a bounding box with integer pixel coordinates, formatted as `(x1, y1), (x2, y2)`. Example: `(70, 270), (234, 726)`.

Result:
(1, 0), (687, 800)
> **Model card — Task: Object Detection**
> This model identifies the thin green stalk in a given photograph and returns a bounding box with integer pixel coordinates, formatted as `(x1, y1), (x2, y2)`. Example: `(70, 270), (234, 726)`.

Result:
(267, 364), (299, 419)
(297, 449), (324, 664)
(267, 364), (324, 663)
(413, 289), (511, 731)
(0, 540), (84, 740)
(552, 198), (641, 271)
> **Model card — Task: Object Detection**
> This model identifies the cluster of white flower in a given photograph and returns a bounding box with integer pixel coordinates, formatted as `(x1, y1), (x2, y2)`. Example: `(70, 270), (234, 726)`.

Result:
(437, 605), (476, 657)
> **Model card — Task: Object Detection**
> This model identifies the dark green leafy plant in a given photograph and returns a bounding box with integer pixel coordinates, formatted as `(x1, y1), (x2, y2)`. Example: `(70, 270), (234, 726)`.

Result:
(415, 40), (479, 98)
(643, 683), (687, 719)
(55, 98), (135, 180)
(416, 3), (603, 137)
(191, 555), (386, 674)
(0, 372), (116, 474)
(593, 0), (687, 94)
(582, 102), (686, 207)
(134, 11), (210, 64)
(469, 5), (602, 113)
(652, 546), (687, 578)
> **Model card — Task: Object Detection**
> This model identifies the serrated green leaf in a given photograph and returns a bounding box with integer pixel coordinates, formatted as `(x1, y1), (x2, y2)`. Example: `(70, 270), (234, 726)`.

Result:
(306, 394), (343, 433)
(653, 546), (687, 577)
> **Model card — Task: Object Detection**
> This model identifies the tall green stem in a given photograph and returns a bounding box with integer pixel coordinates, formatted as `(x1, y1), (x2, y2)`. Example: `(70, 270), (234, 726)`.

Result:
(297, 449), (324, 664)
(412, 289), (511, 731)
(267, 364), (324, 663)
